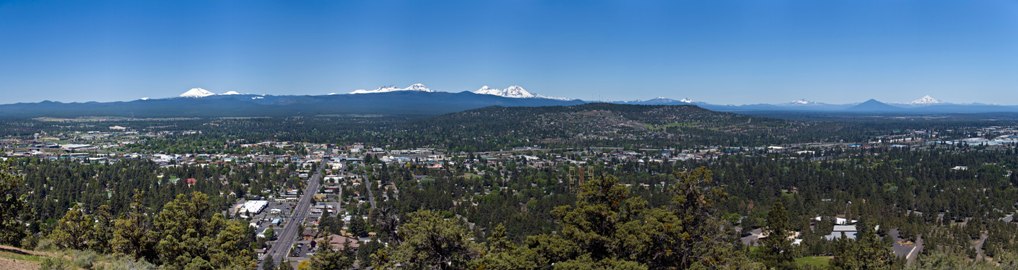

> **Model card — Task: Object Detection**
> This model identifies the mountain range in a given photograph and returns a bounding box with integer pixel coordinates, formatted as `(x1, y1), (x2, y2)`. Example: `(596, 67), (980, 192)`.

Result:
(622, 97), (1018, 114)
(0, 90), (583, 118)
(2, 84), (1017, 118)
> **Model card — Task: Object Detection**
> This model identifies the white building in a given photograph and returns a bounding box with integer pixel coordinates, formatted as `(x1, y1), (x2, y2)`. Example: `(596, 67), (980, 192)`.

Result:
(825, 224), (858, 240)
(237, 200), (268, 218)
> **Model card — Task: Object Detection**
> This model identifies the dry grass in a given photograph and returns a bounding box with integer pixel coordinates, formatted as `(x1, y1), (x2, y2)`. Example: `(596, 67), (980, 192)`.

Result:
(0, 245), (44, 270)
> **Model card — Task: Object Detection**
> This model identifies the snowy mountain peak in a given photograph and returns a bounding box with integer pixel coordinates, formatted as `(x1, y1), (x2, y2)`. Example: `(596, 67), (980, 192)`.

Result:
(179, 88), (215, 98)
(642, 97), (674, 102)
(221, 91), (241, 95)
(350, 83), (433, 94)
(405, 83), (430, 91)
(679, 98), (694, 103)
(503, 85), (535, 98)
(910, 95), (941, 105)
(473, 85), (536, 98)
(791, 99), (814, 105)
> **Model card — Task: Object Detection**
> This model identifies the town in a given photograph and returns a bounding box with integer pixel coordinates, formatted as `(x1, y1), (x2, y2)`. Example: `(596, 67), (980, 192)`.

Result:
(4, 118), (1018, 268)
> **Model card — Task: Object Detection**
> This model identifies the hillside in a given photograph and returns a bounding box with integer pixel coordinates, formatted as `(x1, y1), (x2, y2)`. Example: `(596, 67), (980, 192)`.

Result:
(405, 103), (803, 150)
(0, 92), (584, 118)
(0, 245), (147, 270)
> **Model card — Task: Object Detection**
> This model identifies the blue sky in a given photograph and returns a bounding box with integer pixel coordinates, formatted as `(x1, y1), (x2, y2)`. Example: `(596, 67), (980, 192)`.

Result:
(1, 0), (1016, 104)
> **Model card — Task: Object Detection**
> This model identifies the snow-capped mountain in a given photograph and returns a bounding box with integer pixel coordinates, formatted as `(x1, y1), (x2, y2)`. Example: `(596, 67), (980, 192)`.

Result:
(791, 99), (814, 105)
(615, 97), (695, 105)
(221, 91), (241, 95)
(647, 97), (682, 103)
(910, 95), (941, 105)
(350, 83), (433, 94)
(179, 88), (215, 98)
(473, 85), (537, 98)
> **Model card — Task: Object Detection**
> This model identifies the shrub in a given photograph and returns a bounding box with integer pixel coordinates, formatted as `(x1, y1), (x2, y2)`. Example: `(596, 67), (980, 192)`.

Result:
(71, 250), (97, 269)
(40, 258), (69, 270)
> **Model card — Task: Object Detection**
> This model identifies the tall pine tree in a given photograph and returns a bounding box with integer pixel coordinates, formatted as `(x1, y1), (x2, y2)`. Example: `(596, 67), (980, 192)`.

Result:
(762, 201), (794, 269)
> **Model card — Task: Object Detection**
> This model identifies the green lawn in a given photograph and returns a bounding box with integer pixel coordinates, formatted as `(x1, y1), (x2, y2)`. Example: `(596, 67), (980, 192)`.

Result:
(795, 256), (832, 268)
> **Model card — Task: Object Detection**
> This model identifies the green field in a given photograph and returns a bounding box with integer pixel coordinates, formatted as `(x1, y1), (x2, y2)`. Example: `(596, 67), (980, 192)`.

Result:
(795, 256), (832, 268)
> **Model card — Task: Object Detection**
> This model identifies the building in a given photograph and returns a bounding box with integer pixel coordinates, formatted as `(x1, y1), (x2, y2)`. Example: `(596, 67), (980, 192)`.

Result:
(825, 225), (858, 240)
(60, 144), (93, 151)
(236, 200), (268, 218)
(318, 234), (360, 251)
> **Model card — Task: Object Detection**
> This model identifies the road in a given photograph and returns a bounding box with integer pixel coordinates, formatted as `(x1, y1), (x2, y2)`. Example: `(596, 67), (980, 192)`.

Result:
(909, 235), (924, 264)
(262, 168), (322, 268)
(363, 172), (377, 210)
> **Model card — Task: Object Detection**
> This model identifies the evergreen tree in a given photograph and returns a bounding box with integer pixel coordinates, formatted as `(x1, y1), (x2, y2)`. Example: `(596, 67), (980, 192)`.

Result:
(762, 201), (794, 269)
(308, 240), (355, 270)
(470, 168), (760, 270)
(471, 224), (536, 270)
(348, 215), (368, 238)
(49, 204), (94, 250)
(152, 192), (256, 269)
(374, 210), (482, 269)
(88, 204), (113, 253)
(261, 257), (276, 270)
(0, 164), (27, 246)
(487, 224), (513, 253)
(669, 167), (754, 269)
(318, 213), (342, 235)
(112, 192), (154, 260)
(832, 219), (893, 269)
(209, 215), (258, 269)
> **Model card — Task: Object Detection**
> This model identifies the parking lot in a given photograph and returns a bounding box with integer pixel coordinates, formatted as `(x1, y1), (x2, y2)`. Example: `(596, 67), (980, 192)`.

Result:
(233, 198), (300, 252)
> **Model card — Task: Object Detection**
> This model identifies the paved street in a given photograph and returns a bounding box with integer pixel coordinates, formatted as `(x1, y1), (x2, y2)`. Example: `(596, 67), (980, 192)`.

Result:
(364, 173), (377, 210)
(262, 168), (322, 269)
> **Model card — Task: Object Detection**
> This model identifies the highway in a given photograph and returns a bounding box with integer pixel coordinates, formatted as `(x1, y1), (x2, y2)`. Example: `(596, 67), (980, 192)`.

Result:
(262, 168), (322, 269)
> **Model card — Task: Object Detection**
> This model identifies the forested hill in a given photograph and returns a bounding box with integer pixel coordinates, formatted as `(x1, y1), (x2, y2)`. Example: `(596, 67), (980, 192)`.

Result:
(406, 103), (808, 150)
(1, 103), (854, 152)
(0, 91), (584, 118)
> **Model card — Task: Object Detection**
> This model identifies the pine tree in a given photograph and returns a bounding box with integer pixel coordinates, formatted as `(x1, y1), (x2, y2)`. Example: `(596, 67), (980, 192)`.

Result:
(261, 257), (276, 270)
(88, 204), (113, 253)
(0, 164), (27, 246)
(152, 192), (255, 269)
(471, 223), (535, 270)
(374, 210), (482, 269)
(468, 167), (760, 270)
(308, 240), (355, 270)
(49, 204), (94, 250)
(670, 167), (751, 269)
(762, 201), (794, 269)
(112, 192), (154, 260)
(832, 219), (893, 269)
(209, 215), (258, 269)
(487, 224), (513, 253)
(348, 215), (368, 238)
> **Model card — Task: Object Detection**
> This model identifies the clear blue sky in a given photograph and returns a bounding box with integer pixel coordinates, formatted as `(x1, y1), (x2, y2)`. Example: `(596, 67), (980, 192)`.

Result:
(1, 0), (1016, 104)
